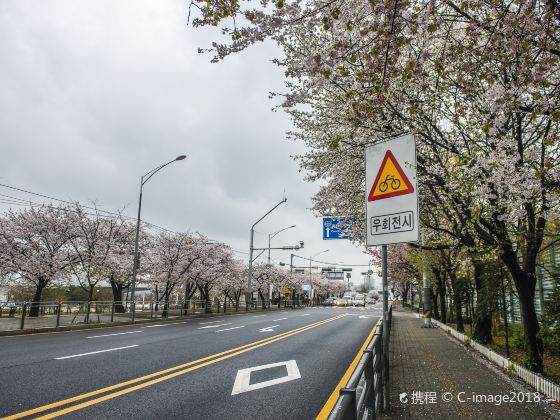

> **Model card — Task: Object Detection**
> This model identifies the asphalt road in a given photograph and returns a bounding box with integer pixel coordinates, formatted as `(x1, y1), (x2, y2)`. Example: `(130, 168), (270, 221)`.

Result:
(0, 304), (382, 419)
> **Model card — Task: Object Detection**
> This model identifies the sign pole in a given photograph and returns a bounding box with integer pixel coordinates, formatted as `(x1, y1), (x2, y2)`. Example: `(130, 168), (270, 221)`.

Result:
(381, 244), (389, 411)
(421, 230), (433, 327)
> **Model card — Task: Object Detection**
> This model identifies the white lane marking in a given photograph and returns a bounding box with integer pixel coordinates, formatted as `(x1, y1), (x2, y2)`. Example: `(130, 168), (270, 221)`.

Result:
(198, 323), (232, 329)
(301, 313), (310, 316)
(143, 322), (188, 328)
(259, 325), (279, 332)
(359, 315), (369, 319)
(87, 331), (142, 339)
(215, 326), (245, 332)
(252, 315), (267, 318)
(199, 320), (225, 325)
(272, 318), (288, 322)
(55, 345), (138, 360)
(231, 360), (301, 395)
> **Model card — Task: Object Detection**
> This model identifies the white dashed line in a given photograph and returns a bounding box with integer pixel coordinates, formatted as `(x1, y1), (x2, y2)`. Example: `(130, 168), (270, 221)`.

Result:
(87, 331), (142, 339)
(215, 326), (245, 332)
(198, 323), (233, 329)
(55, 345), (138, 360)
(273, 318), (288, 322)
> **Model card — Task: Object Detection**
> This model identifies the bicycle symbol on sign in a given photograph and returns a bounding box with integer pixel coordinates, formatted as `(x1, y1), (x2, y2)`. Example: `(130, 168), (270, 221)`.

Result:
(379, 174), (401, 192)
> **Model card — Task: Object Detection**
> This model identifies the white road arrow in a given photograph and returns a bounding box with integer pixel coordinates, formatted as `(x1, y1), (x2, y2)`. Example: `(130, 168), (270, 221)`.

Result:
(259, 325), (279, 332)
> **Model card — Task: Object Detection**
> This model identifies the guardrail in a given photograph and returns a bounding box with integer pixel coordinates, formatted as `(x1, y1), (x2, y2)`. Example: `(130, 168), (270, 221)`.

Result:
(329, 305), (393, 420)
(0, 298), (307, 332)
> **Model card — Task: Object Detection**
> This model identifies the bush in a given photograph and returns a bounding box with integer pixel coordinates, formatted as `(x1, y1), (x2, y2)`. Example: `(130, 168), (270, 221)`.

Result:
(509, 323), (526, 351)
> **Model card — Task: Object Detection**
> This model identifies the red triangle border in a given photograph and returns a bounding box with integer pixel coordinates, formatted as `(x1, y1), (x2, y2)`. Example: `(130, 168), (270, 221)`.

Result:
(367, 150), (414, 202)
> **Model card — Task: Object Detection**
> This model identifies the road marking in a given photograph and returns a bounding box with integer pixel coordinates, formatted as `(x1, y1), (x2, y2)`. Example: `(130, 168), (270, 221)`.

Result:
(54, 345), (139, 360)
(215, 326), (245, 332)
(252, 315), (267, 318)
(199, 320), (225, 325)
(87, 331), (142, 339)
(142, 321), (188, 328)
(259, 325), (279, 332)
(316, 318), (381, 419)
(359, 315), (369, 319)
(231, 360), (301, 395)
(301, 313), (310, 316)
(4, 314), (346, 420)
(272, 317), (287, 321)
(197, 323), (232, 330)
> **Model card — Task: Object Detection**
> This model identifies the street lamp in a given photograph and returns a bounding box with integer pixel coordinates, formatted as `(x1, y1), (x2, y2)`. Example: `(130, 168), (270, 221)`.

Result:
(309, 250), (329, 300)
(268, 225), (296, 265)
(248, 198), (287, 293)
(130, 155), (187, 316)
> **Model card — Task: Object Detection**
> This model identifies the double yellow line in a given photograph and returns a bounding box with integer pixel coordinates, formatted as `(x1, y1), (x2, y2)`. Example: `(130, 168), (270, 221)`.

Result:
(3, 313), (347, 419)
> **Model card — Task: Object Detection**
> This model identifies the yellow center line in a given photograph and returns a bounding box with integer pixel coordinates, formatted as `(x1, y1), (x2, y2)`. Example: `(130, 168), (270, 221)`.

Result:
(316, 318), (382, 419)
(2, 314), (347, 420)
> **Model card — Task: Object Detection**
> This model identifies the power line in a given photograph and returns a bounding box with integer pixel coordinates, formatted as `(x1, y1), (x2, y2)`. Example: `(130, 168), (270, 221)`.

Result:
(0, 182), (250, 259)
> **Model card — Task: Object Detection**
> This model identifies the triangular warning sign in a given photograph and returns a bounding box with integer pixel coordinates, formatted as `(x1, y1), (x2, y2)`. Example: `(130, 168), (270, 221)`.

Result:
(368, 150), (414, 201)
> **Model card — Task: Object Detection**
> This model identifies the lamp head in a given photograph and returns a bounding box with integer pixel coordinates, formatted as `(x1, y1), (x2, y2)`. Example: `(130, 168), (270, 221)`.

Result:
(176, 155), (187, 161)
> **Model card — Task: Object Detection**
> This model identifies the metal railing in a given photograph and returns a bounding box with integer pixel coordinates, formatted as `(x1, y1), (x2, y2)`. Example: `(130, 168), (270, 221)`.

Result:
(0, 297), (308, 332)
(329, 305), (393, 420)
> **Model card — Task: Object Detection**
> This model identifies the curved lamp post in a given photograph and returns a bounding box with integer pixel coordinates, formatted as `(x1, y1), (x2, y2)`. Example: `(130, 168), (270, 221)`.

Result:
(129, 155), (186, 317)
(268, 224), (296, 265)
(309, 249), (329, 300)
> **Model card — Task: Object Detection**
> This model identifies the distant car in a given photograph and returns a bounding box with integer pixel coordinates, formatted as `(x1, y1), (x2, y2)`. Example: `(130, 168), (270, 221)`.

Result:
(335, 298), (348, 307)
(323, 297), (336, 306)
(365, 298), (375, 305)
(353, 294), (366, 307)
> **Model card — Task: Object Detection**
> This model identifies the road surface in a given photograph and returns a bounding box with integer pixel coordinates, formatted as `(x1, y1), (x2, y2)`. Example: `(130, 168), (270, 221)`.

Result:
(0, 305), (382, 419)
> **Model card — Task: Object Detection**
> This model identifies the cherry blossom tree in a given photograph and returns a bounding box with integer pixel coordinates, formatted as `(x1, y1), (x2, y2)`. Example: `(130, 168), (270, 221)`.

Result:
(191, 0), (560, 373)
(67, 204), (128, 303)
(0, 205), (75, 316)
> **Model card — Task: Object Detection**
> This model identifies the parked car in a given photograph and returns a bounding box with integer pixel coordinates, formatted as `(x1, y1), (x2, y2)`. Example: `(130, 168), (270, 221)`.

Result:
(365, 297), (376, 305)
(323, 297), (336, 306)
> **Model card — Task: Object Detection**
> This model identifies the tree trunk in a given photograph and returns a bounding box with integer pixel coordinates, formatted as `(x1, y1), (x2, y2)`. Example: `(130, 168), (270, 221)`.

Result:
(439, 283), (447, 324)
(29, 280), (46, 318)
(449, 272), (464, 332)
(433, 287), (440, 320)
(472, 261), (492, 344)
(503, 254), (544, 372)
(402, 282), (409, 306)
(110, 280), (126, 313)
(258, 289), (267, 309)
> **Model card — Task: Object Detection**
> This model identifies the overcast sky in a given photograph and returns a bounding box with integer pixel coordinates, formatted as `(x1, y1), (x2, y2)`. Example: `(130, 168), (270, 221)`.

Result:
(0, 1), (377, 285)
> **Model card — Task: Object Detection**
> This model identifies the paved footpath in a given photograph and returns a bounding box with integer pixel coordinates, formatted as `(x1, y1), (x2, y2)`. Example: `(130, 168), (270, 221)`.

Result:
(383, 306), (560, 419)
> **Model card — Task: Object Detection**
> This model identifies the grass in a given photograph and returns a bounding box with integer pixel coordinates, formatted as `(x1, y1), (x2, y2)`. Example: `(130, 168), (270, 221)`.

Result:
(441, 319), (560, 384)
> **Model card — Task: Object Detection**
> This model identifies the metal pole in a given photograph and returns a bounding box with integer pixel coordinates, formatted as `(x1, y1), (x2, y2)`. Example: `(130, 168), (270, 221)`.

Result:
(290, 254), (294, 273)
(130, 179), (143, 315)
(247, 198), (286, 293)
(381, 244), (389, 411)
(268, 234), (271, 265)
(247, 227), (255, 307)
(421, 231), (432, 327)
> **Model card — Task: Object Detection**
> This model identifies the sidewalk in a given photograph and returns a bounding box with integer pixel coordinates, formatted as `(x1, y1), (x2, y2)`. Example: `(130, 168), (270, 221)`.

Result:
(383, 306), (559, 419)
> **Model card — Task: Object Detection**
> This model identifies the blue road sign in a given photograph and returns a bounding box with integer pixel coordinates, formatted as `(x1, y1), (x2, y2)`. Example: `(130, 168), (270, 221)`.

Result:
(323, 217), (356, 240)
